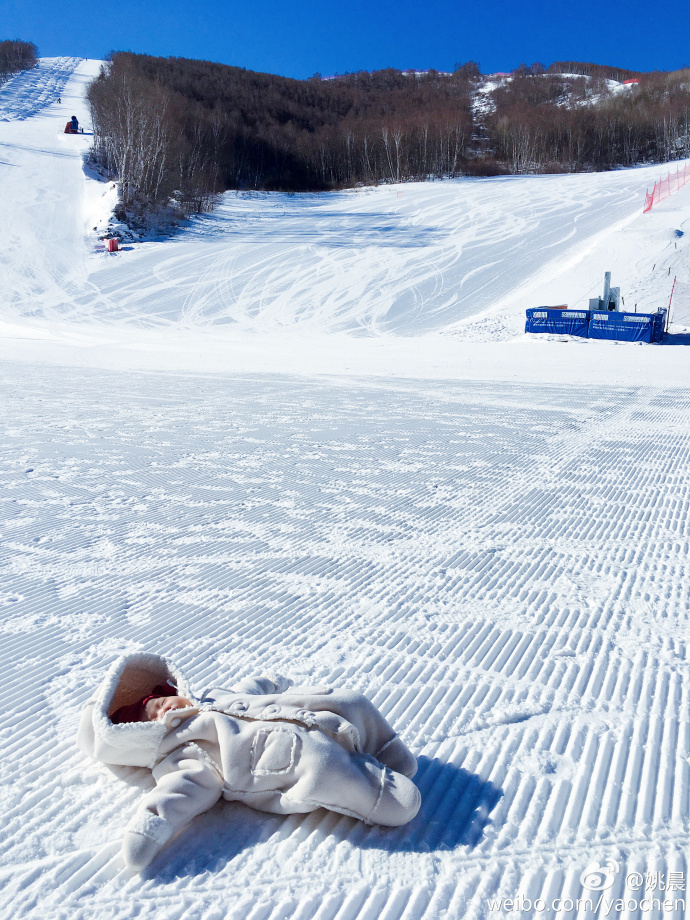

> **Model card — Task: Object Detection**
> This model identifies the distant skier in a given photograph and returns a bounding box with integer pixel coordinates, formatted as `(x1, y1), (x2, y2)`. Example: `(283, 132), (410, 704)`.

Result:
(64, 115), (79, 134)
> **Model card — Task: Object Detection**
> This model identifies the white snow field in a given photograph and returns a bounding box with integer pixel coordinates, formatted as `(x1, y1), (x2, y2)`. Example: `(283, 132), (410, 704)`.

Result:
(2, 60), (690, 920)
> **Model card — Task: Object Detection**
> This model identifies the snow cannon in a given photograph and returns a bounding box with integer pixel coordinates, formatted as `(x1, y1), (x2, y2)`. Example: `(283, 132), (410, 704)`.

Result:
(589, 271), (621, 312)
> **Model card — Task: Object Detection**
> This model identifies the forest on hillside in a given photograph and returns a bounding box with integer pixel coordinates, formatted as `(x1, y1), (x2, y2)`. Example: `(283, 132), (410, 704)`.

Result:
(86, 51), (690, 222)
(0, 40), (37, 82)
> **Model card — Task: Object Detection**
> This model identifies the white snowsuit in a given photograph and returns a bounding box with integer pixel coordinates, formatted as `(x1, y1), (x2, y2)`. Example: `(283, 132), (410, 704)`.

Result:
(77, 653), (420, 871)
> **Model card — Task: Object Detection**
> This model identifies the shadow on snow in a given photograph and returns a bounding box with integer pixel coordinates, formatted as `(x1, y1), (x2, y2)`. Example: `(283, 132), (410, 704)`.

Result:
(180, 208), (446, 249)
(139, 755), (502, 879)
(661, 331), (690, 345)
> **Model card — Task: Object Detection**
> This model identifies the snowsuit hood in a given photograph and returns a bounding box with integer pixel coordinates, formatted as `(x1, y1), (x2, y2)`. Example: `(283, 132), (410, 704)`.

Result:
(77, 652), (195, 768)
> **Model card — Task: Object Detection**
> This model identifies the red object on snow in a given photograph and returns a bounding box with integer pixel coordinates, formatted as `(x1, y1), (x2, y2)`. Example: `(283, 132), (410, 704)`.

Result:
(622, 79), (640, 85)
(106, 238), (119, 252)
(64, 121), (75, 133)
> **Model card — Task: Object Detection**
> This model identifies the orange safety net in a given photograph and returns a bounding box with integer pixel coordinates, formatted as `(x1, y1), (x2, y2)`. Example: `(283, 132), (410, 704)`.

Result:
(644, 161), (690, 212)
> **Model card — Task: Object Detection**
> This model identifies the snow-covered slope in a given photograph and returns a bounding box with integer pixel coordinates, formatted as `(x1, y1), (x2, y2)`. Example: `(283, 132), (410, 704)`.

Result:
(2, 60), (690, 920)
(1, 62), (690, 384)
(68, 170), (660, 335)
(0, 57), (81, 122)
(0, 58), (99, 322)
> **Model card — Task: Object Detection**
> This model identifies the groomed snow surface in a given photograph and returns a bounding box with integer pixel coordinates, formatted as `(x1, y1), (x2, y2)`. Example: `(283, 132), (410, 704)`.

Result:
(2, 60), (690, 920)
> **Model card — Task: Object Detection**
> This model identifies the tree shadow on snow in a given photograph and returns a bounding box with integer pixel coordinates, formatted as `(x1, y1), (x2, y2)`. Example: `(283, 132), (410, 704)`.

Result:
(0, 140), (81, 159)
(182, 207), (446, 249)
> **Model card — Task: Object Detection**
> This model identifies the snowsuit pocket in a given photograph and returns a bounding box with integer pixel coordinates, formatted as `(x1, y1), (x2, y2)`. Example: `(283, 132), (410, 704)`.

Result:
(251, 729), (297, 775)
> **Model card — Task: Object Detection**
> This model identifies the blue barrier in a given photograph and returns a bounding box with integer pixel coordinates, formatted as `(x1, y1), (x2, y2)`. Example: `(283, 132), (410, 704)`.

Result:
(589, 309), (666, 344)
(525, 308), (590, 337)
(526, 307), (667, 343)
(651, 309), (667, 343)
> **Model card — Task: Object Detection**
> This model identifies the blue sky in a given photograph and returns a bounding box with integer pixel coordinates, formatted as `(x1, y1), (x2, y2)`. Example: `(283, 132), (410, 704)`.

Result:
(2, 0), (688, 78)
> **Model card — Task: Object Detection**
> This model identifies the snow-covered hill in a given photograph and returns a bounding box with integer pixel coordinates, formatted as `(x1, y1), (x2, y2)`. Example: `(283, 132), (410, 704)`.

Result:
(1, 59), (690, 920)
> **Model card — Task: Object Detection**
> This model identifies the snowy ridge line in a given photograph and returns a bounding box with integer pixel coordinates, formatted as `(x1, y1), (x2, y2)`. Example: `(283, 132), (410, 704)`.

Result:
(3, 367), (690, 918)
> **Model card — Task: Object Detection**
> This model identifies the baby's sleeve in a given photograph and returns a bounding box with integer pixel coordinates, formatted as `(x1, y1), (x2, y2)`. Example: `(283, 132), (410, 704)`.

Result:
(122, 743), (223, 871)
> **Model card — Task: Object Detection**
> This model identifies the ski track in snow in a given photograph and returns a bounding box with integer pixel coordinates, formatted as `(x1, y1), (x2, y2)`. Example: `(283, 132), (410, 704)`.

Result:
(1, 59), (690, 920)
(62, 170), (663, 337)
(0, 58), (81, 122)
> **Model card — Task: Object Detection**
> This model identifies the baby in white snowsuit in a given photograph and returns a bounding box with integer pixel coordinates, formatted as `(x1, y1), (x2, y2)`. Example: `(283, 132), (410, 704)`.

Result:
(77, 653), (421, 871)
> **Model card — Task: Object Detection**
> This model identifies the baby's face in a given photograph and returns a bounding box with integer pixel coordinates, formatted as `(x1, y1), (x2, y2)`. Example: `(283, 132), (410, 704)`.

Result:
(143, 695), (193, 722)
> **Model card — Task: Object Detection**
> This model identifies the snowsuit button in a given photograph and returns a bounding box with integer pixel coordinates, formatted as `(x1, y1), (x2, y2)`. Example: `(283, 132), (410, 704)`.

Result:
(170, 717), (181, 728)
(261, 704), (281, 717)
